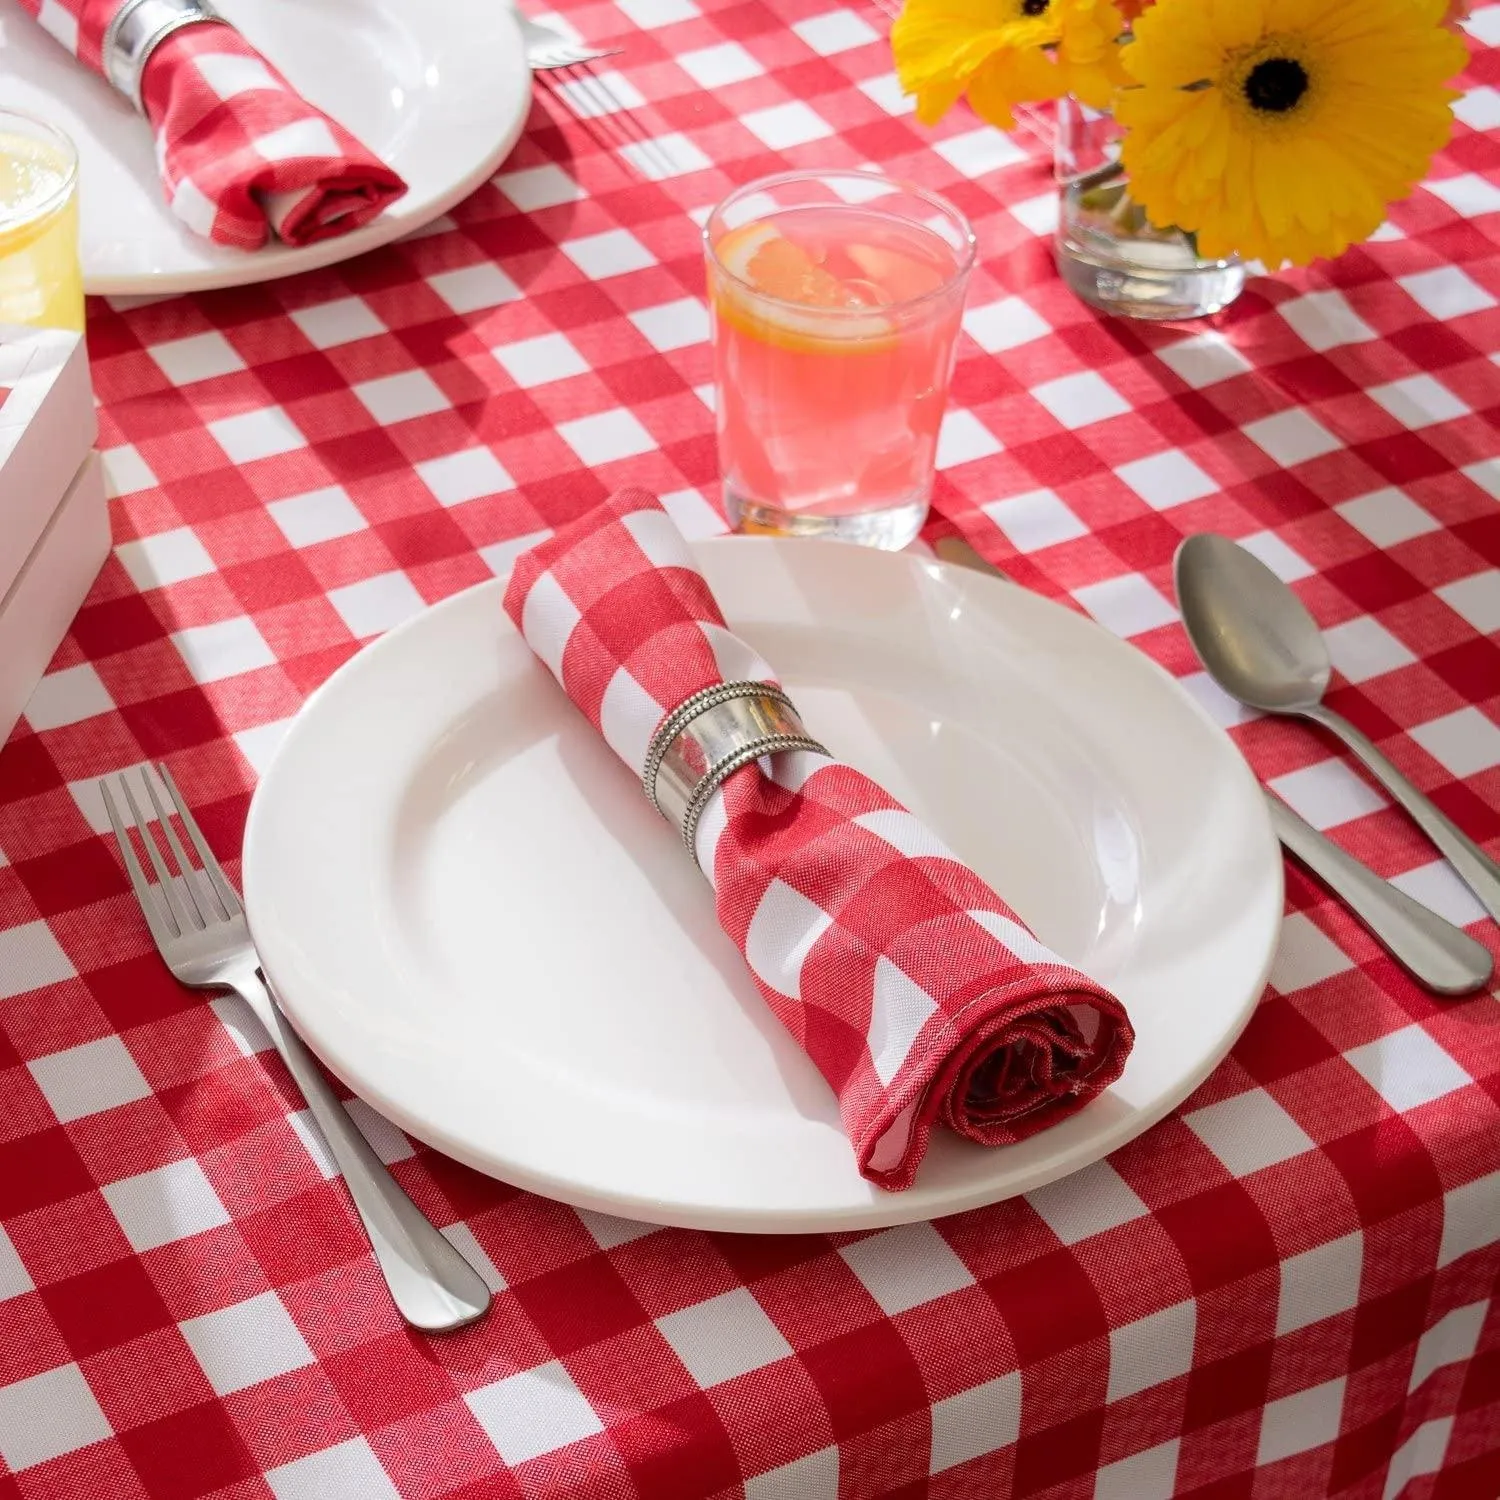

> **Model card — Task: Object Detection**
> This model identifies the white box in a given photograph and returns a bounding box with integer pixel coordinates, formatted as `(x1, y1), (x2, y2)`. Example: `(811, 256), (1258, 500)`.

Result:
(0, 452), (111, 746)
(0, 325), (97, 604)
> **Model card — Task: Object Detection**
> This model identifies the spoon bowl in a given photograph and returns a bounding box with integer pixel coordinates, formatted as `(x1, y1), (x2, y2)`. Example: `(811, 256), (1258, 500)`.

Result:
(1174, 534), (1331, 714)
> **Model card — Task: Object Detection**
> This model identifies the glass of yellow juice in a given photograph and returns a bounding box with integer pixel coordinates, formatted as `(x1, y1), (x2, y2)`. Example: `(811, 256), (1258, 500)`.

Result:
(0, 110), (83, 333)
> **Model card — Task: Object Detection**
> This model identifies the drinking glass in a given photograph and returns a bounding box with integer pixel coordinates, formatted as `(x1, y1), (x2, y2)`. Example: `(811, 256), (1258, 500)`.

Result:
(0, 110), (83, 333)
(706, 170), (974, 551)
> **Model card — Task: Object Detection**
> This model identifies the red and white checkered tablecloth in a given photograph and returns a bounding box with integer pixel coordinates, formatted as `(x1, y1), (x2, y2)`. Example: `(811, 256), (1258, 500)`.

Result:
(1, 0), (1498, 1492)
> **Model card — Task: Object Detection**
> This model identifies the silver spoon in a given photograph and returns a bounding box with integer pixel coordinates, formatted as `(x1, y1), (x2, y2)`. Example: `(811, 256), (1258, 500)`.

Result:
(937, 536), (1493, 995)
(1175, 533), (1500, 928)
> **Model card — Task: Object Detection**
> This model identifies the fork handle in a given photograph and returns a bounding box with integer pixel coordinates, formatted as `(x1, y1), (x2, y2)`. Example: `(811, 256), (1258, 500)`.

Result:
(233, 972), (492, 1332)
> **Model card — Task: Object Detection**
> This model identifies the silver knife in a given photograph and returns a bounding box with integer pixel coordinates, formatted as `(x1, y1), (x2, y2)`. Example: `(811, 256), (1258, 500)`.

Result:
(934, 535), (1494, 997)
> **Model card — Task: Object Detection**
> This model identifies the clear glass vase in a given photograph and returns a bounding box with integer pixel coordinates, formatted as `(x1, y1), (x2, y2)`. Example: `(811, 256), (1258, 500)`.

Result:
(1053, 96), (1245, 321)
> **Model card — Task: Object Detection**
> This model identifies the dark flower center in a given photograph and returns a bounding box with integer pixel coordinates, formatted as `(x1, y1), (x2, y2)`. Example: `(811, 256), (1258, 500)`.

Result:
(1244, 57), (1309, 113)
(1021, 0), (1049, 14)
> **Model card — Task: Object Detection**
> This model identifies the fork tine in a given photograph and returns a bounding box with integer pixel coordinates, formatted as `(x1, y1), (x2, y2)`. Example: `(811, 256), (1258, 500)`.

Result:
(101, 777), (179, 946)
(141, 767), (217, 927)
(157, 763), (242, 919)
(121, 771), (201, 933)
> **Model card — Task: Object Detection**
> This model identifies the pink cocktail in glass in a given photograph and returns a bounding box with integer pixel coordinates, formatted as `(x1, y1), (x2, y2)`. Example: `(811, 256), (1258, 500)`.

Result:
(706, 171), (974, 550)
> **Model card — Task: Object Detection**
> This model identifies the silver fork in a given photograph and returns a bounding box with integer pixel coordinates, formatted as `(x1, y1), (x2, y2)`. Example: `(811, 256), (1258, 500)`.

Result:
(513, 7), (621, 70)
(99, 764), (492, 1332)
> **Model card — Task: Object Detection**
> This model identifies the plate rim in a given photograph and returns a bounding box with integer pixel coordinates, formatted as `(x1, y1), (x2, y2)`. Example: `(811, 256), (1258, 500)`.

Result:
(244, 539), (1284, 1231)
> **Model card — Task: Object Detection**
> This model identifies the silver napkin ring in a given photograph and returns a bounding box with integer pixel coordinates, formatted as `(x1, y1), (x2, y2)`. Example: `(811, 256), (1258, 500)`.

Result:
(645, 682), (827, 864)
(104, 0), (221, 113)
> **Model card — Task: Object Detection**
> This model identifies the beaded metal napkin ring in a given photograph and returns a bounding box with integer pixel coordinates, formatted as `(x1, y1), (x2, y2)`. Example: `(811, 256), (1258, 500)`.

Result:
(104, 0), (221, 111)
(645, 682), (827, 866)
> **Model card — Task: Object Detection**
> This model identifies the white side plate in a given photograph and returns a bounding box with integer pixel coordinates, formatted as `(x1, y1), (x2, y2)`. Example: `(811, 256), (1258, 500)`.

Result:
(244, 540), (1283, 1232)
(0, 0), (529, 294)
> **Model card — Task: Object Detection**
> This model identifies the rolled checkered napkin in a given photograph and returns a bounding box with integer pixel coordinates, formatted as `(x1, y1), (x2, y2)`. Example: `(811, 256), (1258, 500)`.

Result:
(504, 489), (1135, 1190)
(24, 0), (406, 249)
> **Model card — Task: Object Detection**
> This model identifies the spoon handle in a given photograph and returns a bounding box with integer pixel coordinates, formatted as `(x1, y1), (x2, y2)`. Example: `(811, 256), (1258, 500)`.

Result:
(1303, 704), (1500, 927)
(1265, 796), (1493, 996)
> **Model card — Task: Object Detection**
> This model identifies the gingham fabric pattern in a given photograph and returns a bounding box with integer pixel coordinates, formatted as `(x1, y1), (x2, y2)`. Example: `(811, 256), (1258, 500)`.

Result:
(504, 488), (1133, 1188)
(21, 0), (406, 248)
(0, 0), (1497, 1492)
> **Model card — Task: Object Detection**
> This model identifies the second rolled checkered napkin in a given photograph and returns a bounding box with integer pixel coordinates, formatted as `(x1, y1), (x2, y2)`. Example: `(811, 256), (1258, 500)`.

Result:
(24, 0), (406, 248)
(504, 489), (1134, 1190)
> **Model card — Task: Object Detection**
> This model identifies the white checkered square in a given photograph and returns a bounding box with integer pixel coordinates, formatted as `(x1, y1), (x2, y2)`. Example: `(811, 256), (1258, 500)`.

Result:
(289, 296), (387, 348)
(1368, 375), (1469, 430)
(1277, 1232), (1363, 1336)
(1278, 291), (1377, 352)
(493, 332), (590, 388)
(172, 617), (276, 684)
(1408, 707), (1500, 778)
(1455, 85), (1500, 130)
(678, 41), (763, 85)
(1095, 1440), (1179, 1500)
(0, 1224), (32, 1301)
(982, 488), (1086, 553)
(1336, 488), (1440, 548)
(354, 370), (449, 424)
(1185, 1088), (1315, 1177)
(1390, 860), (1488, 929)
(656, 1288), (793, 1386)
(793, 10), (879, 52)
(1156, 333), (1251, 388)
(252, 118), (341, 162)
(25, 663), (115, 731)
(1268, 760), (1386, 831)
(560, 229), (657, 279)
(1382, 1419), (1454, 1500)
(495, 164), (585, 211)
(933, 128), (1026, 177)
(181, 1291), (316, 1395)
(557, 410), (657, 465)
(1439, 1171), (1499, 1268)
(28, 1036), (152, 1123)
(1072, 573), (1176, 638)
(1033, 372), (1130, 429)
(329, 572), (426, 639)
(629, 299), (710, 352)
(1269, 912), (1358, 992)
(1235, 530), (1315, 582)
(417, 447), (515, 506)
(1244, 409), (1343, 467)
(838, 1223), (975, 1316)
(743, 101), (834, 148)
(1108, 1300), (1196, 1402)
(268, 486), (368, 546)
(1257, 1378), (1344, 1465)
(465, 1361), (604, 1465)
(148, 330), (246, 385)
(1115, 451), (1218, 509)
(267, 1438), (403, 1500)
(102, 1158), (231, 1252)
(0, 1363), (111, 1472)
(857, 73), (915, 116)
(1345, 1025), (1473, 1114)
(1437, 571), (1500, 635)
(1398, 267), (1498, 320)
(117, 526), (217, 589)
(102, 444), (158, 496)
(1427, 173), (1500, 216)
(429, 264), (521, 315)
(929, 1371), (1020, 1473)
(1322, 617), (1417, 684)
(964, 296), (1051, 353)
(936, 409), (1003, 468)
(614, 0), (700, 24)
(1409, 1301), (1487, 1393)
(746, 1448), (839, 1499)
(619, 134), (713, 179)
(209, 408), (307, 462)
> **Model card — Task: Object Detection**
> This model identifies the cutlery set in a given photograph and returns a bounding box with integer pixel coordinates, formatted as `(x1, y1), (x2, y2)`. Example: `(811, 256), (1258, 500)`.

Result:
(935, 533), (1496, 998)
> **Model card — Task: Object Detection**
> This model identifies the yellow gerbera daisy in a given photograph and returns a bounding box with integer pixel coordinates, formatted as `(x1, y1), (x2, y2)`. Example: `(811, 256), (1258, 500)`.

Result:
(893, 0), (1128, 131)
(1117, 0), (1467, 267)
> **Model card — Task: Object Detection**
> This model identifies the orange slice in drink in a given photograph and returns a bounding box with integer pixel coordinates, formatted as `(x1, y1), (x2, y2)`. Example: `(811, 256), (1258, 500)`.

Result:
(712, 222), (894, 353)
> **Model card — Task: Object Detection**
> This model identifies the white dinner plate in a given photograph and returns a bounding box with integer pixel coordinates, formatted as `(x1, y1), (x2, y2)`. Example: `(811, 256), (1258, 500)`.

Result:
(243, 540), (1283, 1232)
(0, 0), (529, 295)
